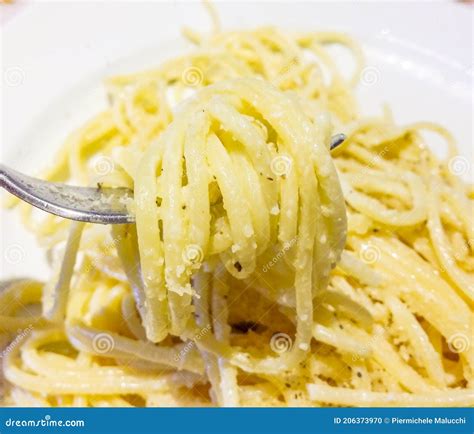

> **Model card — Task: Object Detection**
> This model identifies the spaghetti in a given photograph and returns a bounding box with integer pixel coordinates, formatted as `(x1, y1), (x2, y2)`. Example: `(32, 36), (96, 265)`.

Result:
(1, 19), (473, 407)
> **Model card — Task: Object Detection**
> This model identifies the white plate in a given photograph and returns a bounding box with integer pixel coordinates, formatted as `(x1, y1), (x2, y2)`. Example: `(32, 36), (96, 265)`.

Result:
(1, 0), (472, 280)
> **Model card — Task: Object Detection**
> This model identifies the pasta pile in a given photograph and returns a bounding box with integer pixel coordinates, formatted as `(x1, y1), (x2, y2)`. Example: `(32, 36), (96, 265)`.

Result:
(1, 21), (473, 407)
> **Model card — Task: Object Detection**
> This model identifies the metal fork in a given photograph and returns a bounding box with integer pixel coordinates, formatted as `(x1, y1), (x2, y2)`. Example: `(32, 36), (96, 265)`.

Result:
(0, 134), (345, 224)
